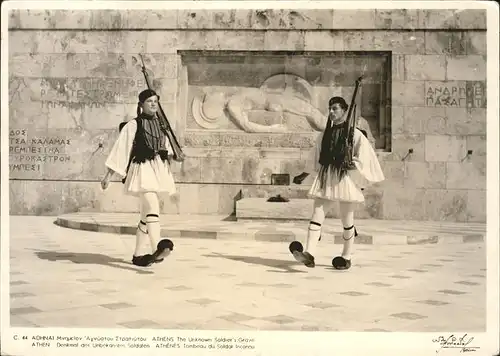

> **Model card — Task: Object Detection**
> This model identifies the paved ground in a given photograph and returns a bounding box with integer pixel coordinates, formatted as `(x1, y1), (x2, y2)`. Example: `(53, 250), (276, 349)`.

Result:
(8, 216), (486, 332)
(56, 212), (487, 244)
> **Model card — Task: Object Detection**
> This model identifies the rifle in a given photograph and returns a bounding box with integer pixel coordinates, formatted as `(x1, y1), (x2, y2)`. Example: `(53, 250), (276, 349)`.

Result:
(138, 54), (185, 162)
(343, 67), (366, 169)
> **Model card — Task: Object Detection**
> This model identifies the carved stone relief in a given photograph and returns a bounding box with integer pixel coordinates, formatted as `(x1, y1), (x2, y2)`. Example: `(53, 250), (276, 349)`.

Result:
(192, 74), (329, 133)
(183, 51), (390, 150)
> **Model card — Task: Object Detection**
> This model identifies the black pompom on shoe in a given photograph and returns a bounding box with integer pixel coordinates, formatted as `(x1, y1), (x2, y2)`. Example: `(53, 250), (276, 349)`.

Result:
(132, 254), (154, 267)
(289, 241), (304, 254)
(332, 256), (352, 270)
(152, 239), (174, 263)
(158, 239), (174, 251)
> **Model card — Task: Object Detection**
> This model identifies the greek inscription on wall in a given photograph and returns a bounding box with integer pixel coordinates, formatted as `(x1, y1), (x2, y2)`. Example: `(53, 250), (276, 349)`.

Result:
(425, 81), (486, 108)
(466, 81), (486, 108)
(32, 77), (161, 109)
(9, 129), (71, 174)
(425, 83), (467, 107)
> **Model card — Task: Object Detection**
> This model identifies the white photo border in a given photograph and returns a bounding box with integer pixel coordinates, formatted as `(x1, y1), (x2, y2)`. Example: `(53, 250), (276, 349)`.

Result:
(1, 1), (498, 355)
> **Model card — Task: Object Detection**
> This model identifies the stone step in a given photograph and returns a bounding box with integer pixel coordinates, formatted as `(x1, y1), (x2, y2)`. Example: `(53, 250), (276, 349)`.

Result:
(55, 213), (486, 245)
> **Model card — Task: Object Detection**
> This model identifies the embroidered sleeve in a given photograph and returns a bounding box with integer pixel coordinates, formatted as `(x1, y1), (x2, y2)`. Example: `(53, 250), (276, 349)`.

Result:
(105, 120), (137, 178)
(356, 116), (376, 147)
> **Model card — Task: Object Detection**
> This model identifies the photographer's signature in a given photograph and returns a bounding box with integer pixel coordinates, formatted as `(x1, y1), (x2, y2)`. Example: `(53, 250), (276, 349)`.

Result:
(432, 334), (480, 353)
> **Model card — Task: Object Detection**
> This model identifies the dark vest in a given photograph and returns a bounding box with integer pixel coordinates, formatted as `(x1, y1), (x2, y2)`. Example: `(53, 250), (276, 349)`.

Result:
(121, 117), (169, 183)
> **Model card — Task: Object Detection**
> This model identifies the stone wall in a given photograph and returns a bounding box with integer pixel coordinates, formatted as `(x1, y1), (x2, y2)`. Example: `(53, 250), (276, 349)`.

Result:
(7, 9), (487, 222)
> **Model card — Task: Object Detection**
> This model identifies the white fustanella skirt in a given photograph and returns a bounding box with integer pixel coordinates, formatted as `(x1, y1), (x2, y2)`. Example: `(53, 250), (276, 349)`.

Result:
(308, 167), (367, 203)
(123, 156), (176, 196)
(307, 131), (385, 203)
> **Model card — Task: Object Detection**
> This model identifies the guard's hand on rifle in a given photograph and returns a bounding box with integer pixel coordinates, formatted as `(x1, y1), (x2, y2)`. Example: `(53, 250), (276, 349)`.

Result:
(346, 160), (358, 171)
(293, 172), (310, 185)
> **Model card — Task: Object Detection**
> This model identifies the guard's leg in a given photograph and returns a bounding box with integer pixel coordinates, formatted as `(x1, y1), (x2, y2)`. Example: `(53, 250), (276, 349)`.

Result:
(142, 192), (174, 264)
(136, 202), (151, 253)
(141, 192), (161, 250)
(332, 201), (357, 270)
(290, 198), (332, 268)
(131, 221), (153, 267)
(131, 198), (155, 267)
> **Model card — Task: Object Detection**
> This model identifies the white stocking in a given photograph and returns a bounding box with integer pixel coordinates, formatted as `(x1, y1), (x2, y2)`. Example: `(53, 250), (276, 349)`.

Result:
(305, 199), (334, 256)
(141, 192), (161, 251)
(134, 219), (149, 256)
(339, 201), (356, 260)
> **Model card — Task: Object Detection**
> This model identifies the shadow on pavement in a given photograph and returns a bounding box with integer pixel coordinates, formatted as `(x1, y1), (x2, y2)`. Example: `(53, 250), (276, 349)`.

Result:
(31, 249), (154, 275)
(203, 253), (313, 273)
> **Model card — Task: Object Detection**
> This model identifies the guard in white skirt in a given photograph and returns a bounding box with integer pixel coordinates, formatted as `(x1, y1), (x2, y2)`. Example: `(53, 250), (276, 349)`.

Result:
(290, 96), (385, 270)
(101, 89), (176, 267)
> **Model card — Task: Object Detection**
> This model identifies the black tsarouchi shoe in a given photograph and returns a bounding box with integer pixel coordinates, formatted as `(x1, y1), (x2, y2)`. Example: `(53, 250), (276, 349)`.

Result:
(132, 254), (155, 267)
(289, 241), (315, 268)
